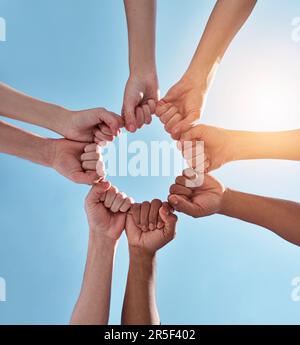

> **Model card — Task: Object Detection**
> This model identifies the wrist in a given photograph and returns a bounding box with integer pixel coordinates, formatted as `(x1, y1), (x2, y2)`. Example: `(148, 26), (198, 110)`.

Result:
(89, 230), (119, 251)
(129, 246), (156, 263)
(184, 59), (219, 91)
(129, 65), (157, 80)
(218, 188), (233, 216)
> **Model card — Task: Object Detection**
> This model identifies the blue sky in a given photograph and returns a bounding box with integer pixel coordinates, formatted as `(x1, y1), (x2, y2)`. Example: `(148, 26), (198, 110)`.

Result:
(0, 0), (300, 324)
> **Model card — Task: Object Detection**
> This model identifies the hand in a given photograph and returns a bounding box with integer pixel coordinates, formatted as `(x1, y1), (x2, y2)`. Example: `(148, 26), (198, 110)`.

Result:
(156, 75), (206, 139)
(85, 183), (133, 241)
(125, 200), (177, 254)
(122, 73), (159, 132)
(179, 124), (234, 172)
(168, 169), (225, 218)
(50, 139), (100, 184)
(64, 107), (123, 143)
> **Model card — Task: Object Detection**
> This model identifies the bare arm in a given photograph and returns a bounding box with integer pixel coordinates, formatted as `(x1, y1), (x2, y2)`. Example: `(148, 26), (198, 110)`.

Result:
(230, 129), (300, 161)
(122, 248), (159, 325)
(124, 0), (156, 76)
(0, 82), (69, 136)
(70, 184), (131, 325)
(0, 119), (54, 166)
(169, 172), (300, 247)
(158, 0), (257, 138)
(122, 202), (177, 324)
(0, 119), (99, 184)
(122, 0), (158, 132)
(187, 0), (257, 87)
(70, 235), (116, 325)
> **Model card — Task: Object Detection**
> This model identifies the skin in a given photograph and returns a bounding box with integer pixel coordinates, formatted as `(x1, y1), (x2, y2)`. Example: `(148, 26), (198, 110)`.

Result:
(122, 0), (159, 132)
(156, 0), (257, 139)
(70, 182), (133, 325)
(179, 125), (300, 172)
(122, 201), (177, 325)
(0, 82), (123, 143)
(0, 119), (100, 184)
(168, 170), (300, 247)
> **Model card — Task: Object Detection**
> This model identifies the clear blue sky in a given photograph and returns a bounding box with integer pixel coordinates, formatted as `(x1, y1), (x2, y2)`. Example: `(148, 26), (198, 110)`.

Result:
(1, 0), (300, 324)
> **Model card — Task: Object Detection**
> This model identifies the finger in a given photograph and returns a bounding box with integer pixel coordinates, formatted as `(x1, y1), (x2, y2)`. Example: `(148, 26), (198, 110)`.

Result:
(119, 197), (134, 213)
(155, 102), (172, 117)
(136, 107), (145, 129)
(98, 124), (114, 136)
(110, 192), (126, 213)
(142, 104), (152, 125)
(168, 194), (200, 218)
(165, 113), (183, 133)
(180, 141), (204, 160)
(84, 143), (98, 153)
(85, 180), (111, 204)
(175, 175), (188, 186)
(93, 138), (107, 147)
(131, 203), (141, 227)
(96, 160), (106, 178)
(104, 186), (118, 208)
(147, 99), (156, 114)
(160, 106), (178, 124)
(159, 202), (178, 235)
(123, 104), (137, 132)
(82, 160), (97, 171)
(180, 126), (203, 142)
(100, 191), (107, 202)
(81, 151), (100, 162)
(140, 201), (151, 231)
(94, 128), (114, 142)
(98, 110), (122, 136)
(169, 184), (192, 197)
(148, 199), (162, 230)
(172, 113), (199, 139)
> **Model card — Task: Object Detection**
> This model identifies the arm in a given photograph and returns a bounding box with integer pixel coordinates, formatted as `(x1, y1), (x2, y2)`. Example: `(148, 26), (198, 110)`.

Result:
(179, 125), (300, 172)
(187, 0), (257, 87)
(168, 171), (300, 247)
(122, 0), (158, 132)
(0, 119), (99, 184)
(157, 0), (257, 138)
(70, 184), (132, 325)
(220, 189), (300, 247)
(0, 82), (122, 142)
(122, 248), (159, 325)
(70, 235), (116, 325)
(122, 201), (177, 324)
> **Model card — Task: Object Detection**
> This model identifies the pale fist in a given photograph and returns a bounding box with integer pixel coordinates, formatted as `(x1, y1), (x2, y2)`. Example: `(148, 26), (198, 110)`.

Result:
(122, 74), (159, 132)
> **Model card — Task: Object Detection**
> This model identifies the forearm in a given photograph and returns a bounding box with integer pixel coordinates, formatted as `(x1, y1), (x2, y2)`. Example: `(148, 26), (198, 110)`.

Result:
(186, 0), (256, 88)
(229, 129), (300, 161)
(219, 189), (300, 246)
(124, 0), (157, 75)
(122, 247), (160, 325)
(0, 119), (54, 167)
(70, 234), (117, 325)
(0, 82), (70, 135)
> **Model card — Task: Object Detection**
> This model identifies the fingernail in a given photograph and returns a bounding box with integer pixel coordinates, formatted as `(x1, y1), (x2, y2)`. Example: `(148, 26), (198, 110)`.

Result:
(149, 223), (154, 231)
(142, 225), (147, 231)
(129, 125), (136, 132)
(171, 196), (178, 205)
(157, 222), (163, 228)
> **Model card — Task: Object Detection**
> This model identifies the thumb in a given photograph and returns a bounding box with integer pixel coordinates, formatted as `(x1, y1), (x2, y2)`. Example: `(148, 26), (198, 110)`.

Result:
(122, 98), (138, 133)
(86, 180), (111, 204)
(168, 194), (200, 218)
(159, 202), (177, 234)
